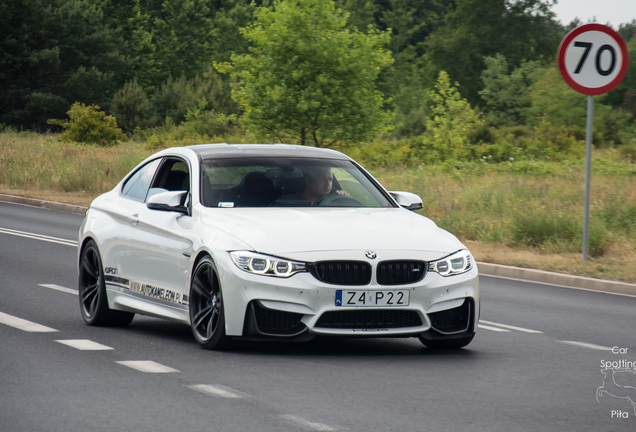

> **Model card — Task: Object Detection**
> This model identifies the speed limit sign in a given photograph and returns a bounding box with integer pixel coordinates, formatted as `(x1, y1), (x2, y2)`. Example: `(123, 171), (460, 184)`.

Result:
(558, 23), (629, 95)
(557, 24), (630, 261)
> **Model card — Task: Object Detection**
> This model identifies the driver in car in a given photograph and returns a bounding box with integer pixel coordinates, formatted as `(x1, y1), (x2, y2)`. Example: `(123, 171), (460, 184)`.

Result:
(286, 166), (350, 205)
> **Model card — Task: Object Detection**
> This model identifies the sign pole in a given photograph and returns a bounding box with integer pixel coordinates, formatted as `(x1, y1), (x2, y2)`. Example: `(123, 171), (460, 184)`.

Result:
(582, 95), (593, 261)
(558, 23), (628, 261)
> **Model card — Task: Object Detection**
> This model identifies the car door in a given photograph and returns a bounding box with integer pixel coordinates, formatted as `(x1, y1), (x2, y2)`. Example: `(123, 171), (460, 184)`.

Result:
(111, 157), (193, 313)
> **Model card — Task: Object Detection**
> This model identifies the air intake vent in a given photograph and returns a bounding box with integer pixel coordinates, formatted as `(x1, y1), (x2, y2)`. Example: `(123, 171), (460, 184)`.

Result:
(309, 261), (371, 285)
(377, 260), (426, 285)
(315, 310), (422, 329)
(253, 302), (305, 335)
(428, 300), (471, 334)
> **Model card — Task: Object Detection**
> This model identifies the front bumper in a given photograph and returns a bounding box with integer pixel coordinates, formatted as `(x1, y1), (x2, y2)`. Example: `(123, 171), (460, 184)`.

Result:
(214, 250), (480, 339)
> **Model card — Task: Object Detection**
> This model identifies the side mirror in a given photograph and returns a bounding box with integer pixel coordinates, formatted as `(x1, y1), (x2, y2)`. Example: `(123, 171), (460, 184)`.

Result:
(147, 190), (189, 214)
(389, 191), (423, 211)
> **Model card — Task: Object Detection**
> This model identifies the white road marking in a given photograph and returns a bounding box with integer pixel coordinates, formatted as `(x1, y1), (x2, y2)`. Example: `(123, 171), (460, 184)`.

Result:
(115, 361), (179, 373)
(0, 312), (57, 332)
(0, 227), (77, 247)
(278, 415), (337, 431)
(559, 341), (613, 351)
(186, 384), (249, 399)
(478, 324), (510, 332)
(39, 284), (78, 295)
(480, 320), (543, 333)
(56, 339), (113, 350)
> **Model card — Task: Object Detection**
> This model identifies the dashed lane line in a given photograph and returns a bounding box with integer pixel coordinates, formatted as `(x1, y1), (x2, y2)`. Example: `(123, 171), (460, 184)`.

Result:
(0, 312), (58, 332)
(478, 324), (510, 332)
(56, 339), (113, 350)
(0, 227), (77, 247)
(186, 384), (250, 399)
(116, 360), (179, 373)
(39, 284), (78, 295)
(278, 415), (338, 431)
(480, 320), (543, 334)
(559, 341), (612, 351)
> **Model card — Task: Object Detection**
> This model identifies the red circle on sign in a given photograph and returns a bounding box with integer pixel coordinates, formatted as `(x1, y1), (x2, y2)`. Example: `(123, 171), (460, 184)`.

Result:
(558, 23), (629, 95)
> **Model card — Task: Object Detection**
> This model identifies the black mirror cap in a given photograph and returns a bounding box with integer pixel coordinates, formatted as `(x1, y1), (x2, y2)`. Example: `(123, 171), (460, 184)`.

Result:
(403, 202), (423, 211)
(147, 202), (189, 214)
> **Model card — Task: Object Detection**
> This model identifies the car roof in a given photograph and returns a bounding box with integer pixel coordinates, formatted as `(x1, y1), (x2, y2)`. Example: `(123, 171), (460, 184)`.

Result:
(186, 143), (351, 160)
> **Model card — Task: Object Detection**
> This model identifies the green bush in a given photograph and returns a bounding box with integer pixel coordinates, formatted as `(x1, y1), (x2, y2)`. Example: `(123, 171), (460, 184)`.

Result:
(620, 139), (636, 163)
(48, 103), (127, 146)
(181, 102), (238, 137)
(151, 69), (237, 125)
(137, 105), (243, 151)
(110, 78), (151, 135)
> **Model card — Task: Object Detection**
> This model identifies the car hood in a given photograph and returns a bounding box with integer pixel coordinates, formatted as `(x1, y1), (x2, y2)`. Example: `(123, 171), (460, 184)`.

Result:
(199, 207), (462, 257)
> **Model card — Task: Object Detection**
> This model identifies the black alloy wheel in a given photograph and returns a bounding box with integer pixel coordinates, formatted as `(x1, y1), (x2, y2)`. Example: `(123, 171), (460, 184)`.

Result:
(189, 256), (231, 350)
(79, 240), (134, 326)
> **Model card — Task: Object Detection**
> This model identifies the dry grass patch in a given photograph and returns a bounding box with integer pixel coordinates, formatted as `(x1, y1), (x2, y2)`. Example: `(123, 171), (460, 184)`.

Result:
(0, 131), (150, 198)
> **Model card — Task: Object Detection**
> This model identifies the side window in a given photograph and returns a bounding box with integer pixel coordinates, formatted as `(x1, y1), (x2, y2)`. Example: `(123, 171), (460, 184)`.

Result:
(147, 158), (190, 201)
(122, 159), (162, 202)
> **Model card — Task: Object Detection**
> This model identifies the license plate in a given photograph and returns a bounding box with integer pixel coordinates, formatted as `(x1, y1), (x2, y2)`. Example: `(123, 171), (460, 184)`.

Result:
(335, 290), (410, 307)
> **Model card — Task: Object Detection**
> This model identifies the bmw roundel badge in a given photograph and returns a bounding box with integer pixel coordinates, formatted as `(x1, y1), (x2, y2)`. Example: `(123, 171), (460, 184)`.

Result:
(365, 251), (377, 259)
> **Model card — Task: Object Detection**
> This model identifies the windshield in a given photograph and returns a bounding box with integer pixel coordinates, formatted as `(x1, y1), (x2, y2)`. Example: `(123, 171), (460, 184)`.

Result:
(200, 157), (393, 208)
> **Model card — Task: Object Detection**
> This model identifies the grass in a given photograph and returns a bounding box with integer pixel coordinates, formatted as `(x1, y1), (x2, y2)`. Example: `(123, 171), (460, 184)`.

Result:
(1, 131), (635, 282)
(0, 131), (148, 205)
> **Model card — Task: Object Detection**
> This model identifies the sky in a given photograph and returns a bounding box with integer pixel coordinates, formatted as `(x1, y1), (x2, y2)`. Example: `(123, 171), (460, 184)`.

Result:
(551, 0), (636, 28)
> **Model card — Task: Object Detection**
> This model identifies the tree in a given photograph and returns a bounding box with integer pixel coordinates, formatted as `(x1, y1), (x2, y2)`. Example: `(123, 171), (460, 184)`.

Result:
(479, 54), (538, 126)
(425, 0), (562, 105)
(335, 0), (454, 137)
(0, 0), (131, 129)
(153, 0), (215, 82)
(426, 71), (483, 161)
(218, 0), (393, 147)
(603, 32), (636, 111)
(527, 66), (630, 145)
(110, 78), (152, 135)
(101, 0), (158, 91)
(152, 69), (237, 124)
(617, 20), (636, 43)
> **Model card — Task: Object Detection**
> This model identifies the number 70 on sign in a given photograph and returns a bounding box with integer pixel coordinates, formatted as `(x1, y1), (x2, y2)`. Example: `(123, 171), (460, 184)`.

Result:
(558, 24), (629, 96)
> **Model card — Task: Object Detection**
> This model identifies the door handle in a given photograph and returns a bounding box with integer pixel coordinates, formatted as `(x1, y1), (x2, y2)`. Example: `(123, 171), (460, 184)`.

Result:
(129, 213), (139, 225)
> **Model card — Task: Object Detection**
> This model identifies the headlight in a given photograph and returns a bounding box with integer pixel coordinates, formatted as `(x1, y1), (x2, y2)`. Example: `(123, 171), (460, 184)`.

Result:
(229, 251), (306, 278)
(428, 250), (473, 276)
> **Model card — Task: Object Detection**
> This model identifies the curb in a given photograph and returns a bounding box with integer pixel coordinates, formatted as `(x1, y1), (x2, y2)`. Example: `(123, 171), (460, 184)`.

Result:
(477, 262), (636, 297)
(0, 193), (88, 216)
(1, 193), (635, 297)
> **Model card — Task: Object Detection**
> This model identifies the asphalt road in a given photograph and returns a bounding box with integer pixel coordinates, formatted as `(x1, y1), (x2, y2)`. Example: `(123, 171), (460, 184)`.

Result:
(1, 201), (635, 432)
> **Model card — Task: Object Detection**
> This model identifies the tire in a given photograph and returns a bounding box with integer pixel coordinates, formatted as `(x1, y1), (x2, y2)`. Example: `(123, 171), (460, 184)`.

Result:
(419, 334), (474, 350)
(79, 240), (134, 326)
(189, 256), (232, 350)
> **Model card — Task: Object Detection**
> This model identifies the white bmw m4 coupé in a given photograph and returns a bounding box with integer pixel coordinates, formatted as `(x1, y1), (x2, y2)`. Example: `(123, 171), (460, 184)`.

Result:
(78, 144), (479, 350)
